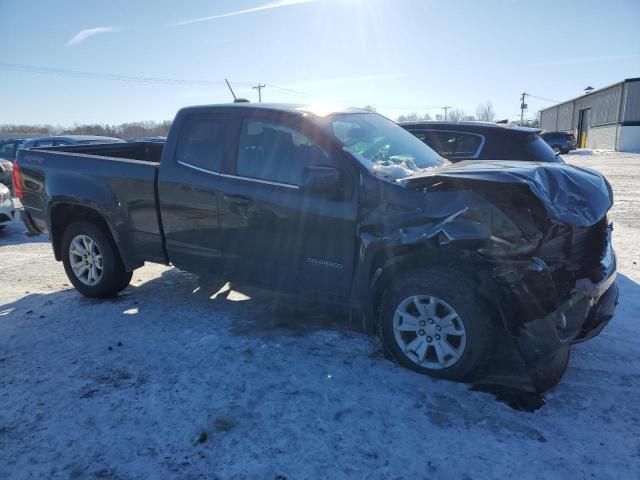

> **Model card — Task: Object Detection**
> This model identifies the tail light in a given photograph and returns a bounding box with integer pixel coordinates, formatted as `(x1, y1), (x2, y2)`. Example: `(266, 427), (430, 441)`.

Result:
(12, 160), (24, 199)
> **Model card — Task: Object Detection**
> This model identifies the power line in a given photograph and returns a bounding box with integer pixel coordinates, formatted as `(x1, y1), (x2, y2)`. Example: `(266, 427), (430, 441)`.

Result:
(526, 93), (560, 103)
(0, 63), (255, 88)
(2, 62), (446, 112)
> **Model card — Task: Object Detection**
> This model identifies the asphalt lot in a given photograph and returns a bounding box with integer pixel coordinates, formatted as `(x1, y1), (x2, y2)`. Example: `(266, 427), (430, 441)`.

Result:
(1, 150), (639, 480)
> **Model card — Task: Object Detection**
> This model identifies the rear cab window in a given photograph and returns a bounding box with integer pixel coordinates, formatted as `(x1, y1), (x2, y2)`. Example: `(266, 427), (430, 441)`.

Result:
(175, 113), (231, 173)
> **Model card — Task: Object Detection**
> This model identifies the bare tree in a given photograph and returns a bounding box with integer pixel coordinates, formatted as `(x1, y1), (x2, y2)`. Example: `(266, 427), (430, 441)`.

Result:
(1, 120), (172, 139)
(446, 108), (466, 122)
(476, 101), (496, 122)
(435, 114), (443, 121)
(397, 112), (433, 122)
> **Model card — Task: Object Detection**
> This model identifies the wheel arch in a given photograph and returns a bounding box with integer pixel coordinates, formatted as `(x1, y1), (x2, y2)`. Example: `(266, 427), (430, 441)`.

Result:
(368, 243), (508, 332)
(49, 203), (131, 270)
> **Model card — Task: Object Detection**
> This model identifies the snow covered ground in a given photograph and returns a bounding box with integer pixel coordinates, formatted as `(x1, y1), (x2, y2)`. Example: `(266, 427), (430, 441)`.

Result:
(1, 150), (639, 479)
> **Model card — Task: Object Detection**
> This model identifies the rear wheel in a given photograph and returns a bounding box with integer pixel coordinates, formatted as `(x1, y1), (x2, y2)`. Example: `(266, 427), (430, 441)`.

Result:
(379, 267), (496, 382)
(61, 221), (132, 298)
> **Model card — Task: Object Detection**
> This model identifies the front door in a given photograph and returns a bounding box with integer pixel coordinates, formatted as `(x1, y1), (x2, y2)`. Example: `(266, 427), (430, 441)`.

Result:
(216, 113), (359, 298)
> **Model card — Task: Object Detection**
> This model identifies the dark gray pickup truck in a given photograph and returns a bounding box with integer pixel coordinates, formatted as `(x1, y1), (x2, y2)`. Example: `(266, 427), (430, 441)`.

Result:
(14, 103), (618, 391)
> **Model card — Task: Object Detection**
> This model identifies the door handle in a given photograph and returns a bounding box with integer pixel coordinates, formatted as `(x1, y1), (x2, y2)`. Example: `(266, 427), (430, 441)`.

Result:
(223, 194), (252, 207)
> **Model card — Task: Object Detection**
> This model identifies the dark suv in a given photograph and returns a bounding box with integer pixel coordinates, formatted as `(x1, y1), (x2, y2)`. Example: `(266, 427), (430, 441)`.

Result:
(541, 131), (577, 154)
(401, 121), (560, 163)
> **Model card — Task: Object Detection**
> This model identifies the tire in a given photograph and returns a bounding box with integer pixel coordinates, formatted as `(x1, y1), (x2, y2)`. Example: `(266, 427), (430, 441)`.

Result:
(61, 221), (132, 298)
(379, 267), (496, 382)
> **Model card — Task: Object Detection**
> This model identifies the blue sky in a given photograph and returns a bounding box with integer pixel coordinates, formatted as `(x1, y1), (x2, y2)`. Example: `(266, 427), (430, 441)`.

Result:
(1, 0), (639, 125)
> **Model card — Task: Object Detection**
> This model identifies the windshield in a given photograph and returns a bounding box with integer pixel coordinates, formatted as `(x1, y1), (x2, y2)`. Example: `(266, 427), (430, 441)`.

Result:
(326, 113), (445, 181)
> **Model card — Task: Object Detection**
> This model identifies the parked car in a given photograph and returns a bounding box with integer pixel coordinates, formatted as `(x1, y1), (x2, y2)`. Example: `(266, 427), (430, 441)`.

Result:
(14, 103), (617, 391)
(0, 158), (13, 190)
(541, 131), (577, 154)
(0, 138), (25, 161)
(0, 183), (16, 230)
(20, 135), (125, 148)
(0, 138), (25, 190)
(401, 121), (560, 163)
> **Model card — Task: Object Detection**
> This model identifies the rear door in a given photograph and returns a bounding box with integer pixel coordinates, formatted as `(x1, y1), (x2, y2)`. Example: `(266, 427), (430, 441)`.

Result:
(216, 112), (359, 297)
(158, 111), (239, 272)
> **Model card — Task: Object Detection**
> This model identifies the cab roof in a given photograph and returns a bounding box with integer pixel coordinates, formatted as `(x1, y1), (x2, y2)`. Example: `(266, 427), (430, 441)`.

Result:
(181, 102), (372, 118)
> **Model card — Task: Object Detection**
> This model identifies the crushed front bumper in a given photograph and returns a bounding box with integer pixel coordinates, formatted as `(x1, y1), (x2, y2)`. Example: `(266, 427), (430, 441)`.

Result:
(514, 267), (617, 373)
(481, 234), (618, 392)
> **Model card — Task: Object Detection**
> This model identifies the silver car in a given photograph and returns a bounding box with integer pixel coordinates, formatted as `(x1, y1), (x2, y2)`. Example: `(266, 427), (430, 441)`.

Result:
(0, 183), (15, 230)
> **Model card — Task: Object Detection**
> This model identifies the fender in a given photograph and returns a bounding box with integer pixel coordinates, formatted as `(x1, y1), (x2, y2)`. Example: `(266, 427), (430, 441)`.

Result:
(45, 172), (141, 271)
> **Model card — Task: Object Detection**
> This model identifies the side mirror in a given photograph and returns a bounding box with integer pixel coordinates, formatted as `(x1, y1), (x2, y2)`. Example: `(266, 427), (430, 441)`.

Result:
(302, 165), (341, 195)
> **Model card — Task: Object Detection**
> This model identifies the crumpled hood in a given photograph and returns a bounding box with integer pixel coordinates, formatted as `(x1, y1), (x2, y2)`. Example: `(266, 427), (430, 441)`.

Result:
(401, 160), (612, 227)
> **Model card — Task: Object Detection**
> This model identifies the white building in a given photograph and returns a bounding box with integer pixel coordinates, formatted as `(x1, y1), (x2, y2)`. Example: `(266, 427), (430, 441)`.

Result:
(540, 78), (640, 152)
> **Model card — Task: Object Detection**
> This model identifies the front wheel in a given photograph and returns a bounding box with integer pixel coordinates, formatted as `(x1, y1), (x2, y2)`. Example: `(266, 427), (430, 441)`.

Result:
(379, 267), (496, 382)
(61, 221), (132, 298)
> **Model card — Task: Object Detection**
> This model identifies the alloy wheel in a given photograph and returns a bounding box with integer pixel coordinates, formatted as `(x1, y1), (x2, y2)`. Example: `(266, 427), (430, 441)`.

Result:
(69, 234), (104, 286)
(392, 295), (467, 369)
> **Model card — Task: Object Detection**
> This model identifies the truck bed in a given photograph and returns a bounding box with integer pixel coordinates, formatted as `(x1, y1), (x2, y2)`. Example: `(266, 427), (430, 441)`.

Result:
(17, 142), (168, 269)
(41, 141), (165, 163)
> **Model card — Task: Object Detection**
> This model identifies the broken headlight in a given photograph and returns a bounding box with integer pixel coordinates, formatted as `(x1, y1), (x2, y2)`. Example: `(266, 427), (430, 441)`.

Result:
(457, 206), (541, 257)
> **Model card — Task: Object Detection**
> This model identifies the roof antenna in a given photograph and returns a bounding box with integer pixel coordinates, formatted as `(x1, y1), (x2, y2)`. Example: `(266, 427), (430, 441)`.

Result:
(225, 78), (250, 103)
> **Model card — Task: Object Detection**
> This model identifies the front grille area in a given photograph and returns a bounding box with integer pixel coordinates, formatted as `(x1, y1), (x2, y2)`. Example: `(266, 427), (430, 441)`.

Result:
(538, 217), (608, 270)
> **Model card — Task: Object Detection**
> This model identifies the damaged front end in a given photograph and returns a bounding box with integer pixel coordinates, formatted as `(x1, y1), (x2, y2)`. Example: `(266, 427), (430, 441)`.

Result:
(373, 162), (618, 392)
(487, 211), (617, 392)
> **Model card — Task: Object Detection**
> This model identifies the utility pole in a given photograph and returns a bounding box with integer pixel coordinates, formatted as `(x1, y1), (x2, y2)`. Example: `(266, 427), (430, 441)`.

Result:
(442, 106), (451, 121)
(520, 92), (528, 125)
(253, 83), (265, 102)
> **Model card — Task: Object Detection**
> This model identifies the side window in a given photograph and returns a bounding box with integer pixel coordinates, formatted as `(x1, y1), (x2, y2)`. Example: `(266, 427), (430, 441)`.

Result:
(175, 113), (228, 172)
(36, 140), (54, 147)
(423, 131), (458, 157)
(237, 120), (329, 186)
(422, 131), (481, 158)
(454, 133), (482, 157)
(409, 131), (427, 142)
(0, 143), (16, 158)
